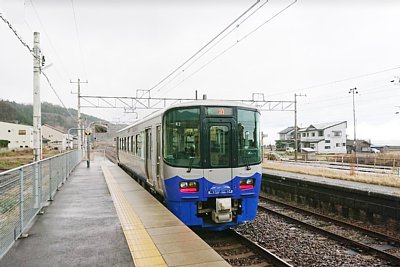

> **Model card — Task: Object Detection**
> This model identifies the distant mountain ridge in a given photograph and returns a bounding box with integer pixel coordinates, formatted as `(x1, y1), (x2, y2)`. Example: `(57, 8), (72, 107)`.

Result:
(0, 99), (106, 132)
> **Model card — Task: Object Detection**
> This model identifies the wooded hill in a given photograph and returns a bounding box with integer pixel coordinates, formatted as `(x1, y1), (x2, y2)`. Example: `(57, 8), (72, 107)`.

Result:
(0, 99), (106, 132)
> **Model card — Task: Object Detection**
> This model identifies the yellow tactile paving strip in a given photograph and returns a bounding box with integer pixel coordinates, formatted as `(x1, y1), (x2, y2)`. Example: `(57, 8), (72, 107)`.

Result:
(102, 166), (167, 267)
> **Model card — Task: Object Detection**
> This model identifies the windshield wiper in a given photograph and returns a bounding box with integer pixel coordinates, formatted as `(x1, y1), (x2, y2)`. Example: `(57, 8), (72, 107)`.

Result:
(244, 152), (251, 170)
(187, 157), (195, 173)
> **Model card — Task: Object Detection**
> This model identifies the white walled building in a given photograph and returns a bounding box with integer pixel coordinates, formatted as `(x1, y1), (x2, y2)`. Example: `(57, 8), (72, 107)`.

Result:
(0, 122), (74, 151)
(0, 121), (33, 149)
(42, 124), (72, 151)
(299, 121), (347, 154)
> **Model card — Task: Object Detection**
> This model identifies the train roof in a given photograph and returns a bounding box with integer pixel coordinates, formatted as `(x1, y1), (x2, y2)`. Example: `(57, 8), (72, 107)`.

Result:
(118, 99), (259, 133)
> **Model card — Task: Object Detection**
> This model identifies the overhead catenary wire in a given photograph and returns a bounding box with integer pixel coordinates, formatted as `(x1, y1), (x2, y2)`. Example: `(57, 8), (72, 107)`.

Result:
(154, 0), (271, 95)
(146, 0), (262, 96)
(157, 0), (298, 99)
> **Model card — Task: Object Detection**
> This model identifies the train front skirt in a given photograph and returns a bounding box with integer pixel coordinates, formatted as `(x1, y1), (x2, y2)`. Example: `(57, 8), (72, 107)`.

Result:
(164, 172), (261, 231)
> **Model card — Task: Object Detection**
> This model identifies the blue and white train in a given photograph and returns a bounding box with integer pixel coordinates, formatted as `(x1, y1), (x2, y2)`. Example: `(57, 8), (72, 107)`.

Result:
(116, 100), (262, 231)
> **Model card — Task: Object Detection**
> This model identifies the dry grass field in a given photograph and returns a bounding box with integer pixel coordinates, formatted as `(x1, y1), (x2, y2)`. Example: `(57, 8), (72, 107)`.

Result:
(263, 160), (400, 188)
(0, 149), (61, 171)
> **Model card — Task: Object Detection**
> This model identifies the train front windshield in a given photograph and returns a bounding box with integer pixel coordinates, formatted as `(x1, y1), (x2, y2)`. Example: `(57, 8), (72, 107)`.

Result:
(163, 106), (261, 168)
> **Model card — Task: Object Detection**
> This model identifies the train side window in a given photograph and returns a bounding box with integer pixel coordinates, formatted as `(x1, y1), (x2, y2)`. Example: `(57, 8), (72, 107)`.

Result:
(136, 133), (143, 158)
(131, 136), (134, 154)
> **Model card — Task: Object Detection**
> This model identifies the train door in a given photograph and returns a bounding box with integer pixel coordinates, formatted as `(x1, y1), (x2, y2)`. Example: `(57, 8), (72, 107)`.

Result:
(155, 125), (163, 192)
(145, 128), (153, 184)
(203, 119), (234, 184)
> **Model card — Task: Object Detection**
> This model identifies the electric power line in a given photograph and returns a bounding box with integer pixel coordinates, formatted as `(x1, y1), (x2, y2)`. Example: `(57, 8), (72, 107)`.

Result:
(0, 12), (35, 55)
(42, 71), (77, 122)
(1, 12), (76, 123)
(70, 0), (87, 78)
(267, 66), (400, 98)
(29, 0), (72, 80)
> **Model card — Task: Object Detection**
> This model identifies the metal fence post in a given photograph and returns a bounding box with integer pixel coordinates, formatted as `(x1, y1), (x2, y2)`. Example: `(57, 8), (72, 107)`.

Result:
(33, 162), (39, 209)
(19, 169), (24, 238)
(49, 158), (53, 201)
(39, 161), (42, 207)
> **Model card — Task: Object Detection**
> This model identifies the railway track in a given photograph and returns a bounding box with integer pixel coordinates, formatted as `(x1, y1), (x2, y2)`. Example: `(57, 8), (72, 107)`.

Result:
(196, 229), (292, 267)
(258, 196), (400, 266)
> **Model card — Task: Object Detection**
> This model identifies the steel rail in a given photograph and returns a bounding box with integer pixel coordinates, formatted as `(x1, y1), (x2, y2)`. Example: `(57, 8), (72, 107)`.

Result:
(260, 195), (400, 245)
(228, 229), (293, 267)
(258, 204), (400, 265)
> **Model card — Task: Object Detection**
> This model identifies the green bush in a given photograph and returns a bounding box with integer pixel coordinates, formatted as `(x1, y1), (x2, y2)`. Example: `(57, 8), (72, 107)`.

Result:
(0, 139), (9, 148)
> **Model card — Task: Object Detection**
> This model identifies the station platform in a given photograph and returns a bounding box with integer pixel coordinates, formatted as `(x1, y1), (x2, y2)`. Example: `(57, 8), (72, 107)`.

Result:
(263, 168), (400, 197)
(0, 154), (229, 267)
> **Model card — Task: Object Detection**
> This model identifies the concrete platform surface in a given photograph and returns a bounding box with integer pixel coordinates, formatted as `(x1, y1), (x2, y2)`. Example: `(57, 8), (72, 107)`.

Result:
(0, 155), (134, 267)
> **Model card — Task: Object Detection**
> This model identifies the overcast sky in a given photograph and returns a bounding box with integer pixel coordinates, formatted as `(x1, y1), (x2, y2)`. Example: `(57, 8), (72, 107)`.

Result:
(1, 0), (400, 145)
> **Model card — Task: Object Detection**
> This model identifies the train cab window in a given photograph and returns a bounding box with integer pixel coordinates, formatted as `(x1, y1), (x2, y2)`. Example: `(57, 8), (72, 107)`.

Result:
(237, 109), (261, 166)
(163, 107), (201, 168)
(210, 126), (230, 167)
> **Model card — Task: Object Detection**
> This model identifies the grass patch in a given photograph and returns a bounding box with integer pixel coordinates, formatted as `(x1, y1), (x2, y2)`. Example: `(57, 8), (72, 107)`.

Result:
(0, 149), (63, 171)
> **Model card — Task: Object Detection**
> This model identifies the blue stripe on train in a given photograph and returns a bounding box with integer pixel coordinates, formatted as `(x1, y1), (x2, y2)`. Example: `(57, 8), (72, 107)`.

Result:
(163, 172), (261, 230)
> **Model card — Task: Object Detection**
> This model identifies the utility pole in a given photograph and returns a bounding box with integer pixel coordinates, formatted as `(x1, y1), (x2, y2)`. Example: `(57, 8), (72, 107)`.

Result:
(349, 88), (358, 156)
(33, 32), (42, 161)
(294, 93), (306, 161)
(70, 79), (88, 153)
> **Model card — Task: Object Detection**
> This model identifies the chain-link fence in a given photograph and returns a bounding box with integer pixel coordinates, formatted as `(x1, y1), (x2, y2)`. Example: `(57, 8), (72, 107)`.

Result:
(0, 150), (82, 259)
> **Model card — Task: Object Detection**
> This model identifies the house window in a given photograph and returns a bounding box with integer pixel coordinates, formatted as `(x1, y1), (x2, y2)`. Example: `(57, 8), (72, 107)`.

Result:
(325, 140), (330, 143)
(306, 133), (309, 137)
(333, 131), (342, 137)
(342, 143), (346, 146)
(302, 133), (306, 137)
(325, 146), (331, 149)
(318, 131), (323, 136)
(336, 143), (340, 147)
(311, 132), (315, 137)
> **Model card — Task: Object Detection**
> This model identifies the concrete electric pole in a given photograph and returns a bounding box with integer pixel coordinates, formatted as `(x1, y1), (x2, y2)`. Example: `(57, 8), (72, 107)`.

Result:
(349, 87), (358, 155)
(70, 79), (88, 152)
(33, 32), (42, 161)
(294, 93), (306, 161)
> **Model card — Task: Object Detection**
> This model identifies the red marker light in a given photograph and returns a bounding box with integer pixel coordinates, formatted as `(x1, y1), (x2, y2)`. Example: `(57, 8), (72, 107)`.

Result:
(240, 178), (254, 190)
(179, 181), (199, 193)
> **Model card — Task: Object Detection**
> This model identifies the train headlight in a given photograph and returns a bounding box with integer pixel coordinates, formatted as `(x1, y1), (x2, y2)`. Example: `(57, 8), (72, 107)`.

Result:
(179, 181), (199, 193)
(239, 178), (254, 190)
